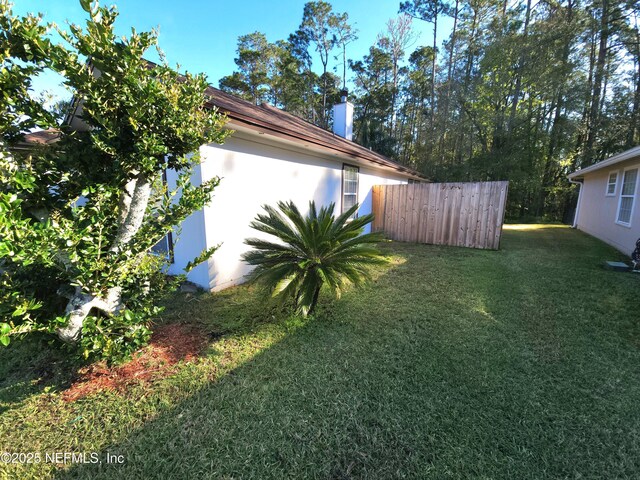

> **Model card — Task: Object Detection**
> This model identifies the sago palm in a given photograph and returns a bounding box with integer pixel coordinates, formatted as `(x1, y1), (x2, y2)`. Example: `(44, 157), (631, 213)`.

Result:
(242, 200), (387, 316)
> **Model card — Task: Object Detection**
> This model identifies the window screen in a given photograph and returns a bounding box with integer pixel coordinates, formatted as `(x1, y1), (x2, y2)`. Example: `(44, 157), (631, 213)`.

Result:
(342, 165), (359, 218)
(606, 172), (617, 195)
(617, 169), (637, 225)
(151, 232), (174, 262)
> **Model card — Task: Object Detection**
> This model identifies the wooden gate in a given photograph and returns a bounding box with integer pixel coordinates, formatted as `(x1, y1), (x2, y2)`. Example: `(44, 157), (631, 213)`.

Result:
(371, 181), (509, 250)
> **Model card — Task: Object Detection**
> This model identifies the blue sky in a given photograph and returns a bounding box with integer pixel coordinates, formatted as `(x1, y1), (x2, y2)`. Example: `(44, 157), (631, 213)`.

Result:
(13, 0), (452, 104)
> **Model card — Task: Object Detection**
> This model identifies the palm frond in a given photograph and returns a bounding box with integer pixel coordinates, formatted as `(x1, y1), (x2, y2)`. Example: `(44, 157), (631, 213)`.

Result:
(243, 200), (388, 316)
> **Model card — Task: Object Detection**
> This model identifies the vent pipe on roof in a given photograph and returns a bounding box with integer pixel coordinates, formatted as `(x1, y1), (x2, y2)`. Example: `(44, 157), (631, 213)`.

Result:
(333, 89), (353, 141)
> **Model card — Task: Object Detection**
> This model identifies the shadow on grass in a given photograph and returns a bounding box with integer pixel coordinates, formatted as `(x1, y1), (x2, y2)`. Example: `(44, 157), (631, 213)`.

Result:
(0, 279), (290, 415)
(0, 290), (244, 416)
(4, 227), (640, 479)
(0, 334), (77, 415)
(58, 230), (640, 478)
(49, 256), (431, 479)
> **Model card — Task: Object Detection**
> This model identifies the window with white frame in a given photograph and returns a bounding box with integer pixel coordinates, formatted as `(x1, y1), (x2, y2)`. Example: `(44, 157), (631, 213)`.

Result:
(606, 172), (617, 196)
(617, 168), (638, 226)
(342, 164), (359, 218)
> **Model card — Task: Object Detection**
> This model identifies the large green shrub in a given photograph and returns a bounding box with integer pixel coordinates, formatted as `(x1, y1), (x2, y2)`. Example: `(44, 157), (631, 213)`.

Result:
(0, 0), (230, 361)
(242, 201), (387, 316)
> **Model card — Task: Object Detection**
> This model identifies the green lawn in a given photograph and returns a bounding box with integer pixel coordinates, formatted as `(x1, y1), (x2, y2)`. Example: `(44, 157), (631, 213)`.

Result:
(1, 225), (640, 479)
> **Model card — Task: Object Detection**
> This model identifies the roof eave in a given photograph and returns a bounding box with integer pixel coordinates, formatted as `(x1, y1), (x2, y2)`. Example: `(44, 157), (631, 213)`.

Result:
(228, 120), (427, 180)
(567, 146), (640, 179)
(214, 106), (428, 180)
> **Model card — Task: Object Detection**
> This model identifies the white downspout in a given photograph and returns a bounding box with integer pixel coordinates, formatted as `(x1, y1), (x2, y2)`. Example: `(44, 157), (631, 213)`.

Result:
(568, 178), (583, 228)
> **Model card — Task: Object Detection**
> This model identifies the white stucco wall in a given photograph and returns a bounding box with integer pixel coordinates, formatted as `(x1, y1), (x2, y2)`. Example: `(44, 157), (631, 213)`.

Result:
(168, 130), (413, 290)
(575, 156), (640, 255)
(165, 163), (211, 288)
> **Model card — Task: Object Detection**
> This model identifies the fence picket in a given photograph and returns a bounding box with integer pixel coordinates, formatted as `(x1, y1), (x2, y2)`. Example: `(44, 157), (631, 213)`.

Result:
(373, 181), (508, 250)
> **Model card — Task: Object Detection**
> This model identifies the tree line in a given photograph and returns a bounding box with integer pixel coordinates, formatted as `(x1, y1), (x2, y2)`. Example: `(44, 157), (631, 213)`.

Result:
(219, 0), (640, 222)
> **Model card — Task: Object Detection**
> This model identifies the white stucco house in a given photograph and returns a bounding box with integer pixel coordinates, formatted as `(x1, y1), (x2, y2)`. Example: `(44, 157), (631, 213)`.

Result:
(568, 146), (640, 256)
(159, 88), (426, 291)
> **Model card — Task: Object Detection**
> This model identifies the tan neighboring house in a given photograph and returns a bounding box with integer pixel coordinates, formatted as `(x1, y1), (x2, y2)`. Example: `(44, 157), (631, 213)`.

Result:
(568, 146), (640, 255)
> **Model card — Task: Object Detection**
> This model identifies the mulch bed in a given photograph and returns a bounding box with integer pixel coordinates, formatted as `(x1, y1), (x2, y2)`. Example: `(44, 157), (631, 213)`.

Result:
(62, 323), (209, 402)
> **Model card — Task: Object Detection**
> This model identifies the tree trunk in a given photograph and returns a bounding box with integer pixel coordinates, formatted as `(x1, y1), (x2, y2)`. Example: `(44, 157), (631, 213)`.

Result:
(507, 0), (531, 134)
(57, 287), (123, 343)
(391, 59), (398, 138)
(628, 23), (640, 147)
(342, 44), (347, 90)
(321, 47), (329, 128)
(576, 16), (597, 156)
(628, 56), (640, 147)
(541, 0), (575, 213)
(439, 0), (459, 162)
(430, 12), (438, 129)
(308, 286), (322, 316)
(111, 175), (152, 251)
(458, 7), (478, 168)
(583, 0), (609, 166)
(56, 174), (152, 343)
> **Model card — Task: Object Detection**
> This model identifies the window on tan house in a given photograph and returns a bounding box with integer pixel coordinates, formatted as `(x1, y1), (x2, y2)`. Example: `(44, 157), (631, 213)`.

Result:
(342, 164), (359, 218)
(606, 172), (617, 196)
(617, 168), (638, 226)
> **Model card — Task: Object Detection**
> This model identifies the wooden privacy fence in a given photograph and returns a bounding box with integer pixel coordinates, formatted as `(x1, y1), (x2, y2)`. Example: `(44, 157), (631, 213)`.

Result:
(371, 181), (509, 250)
